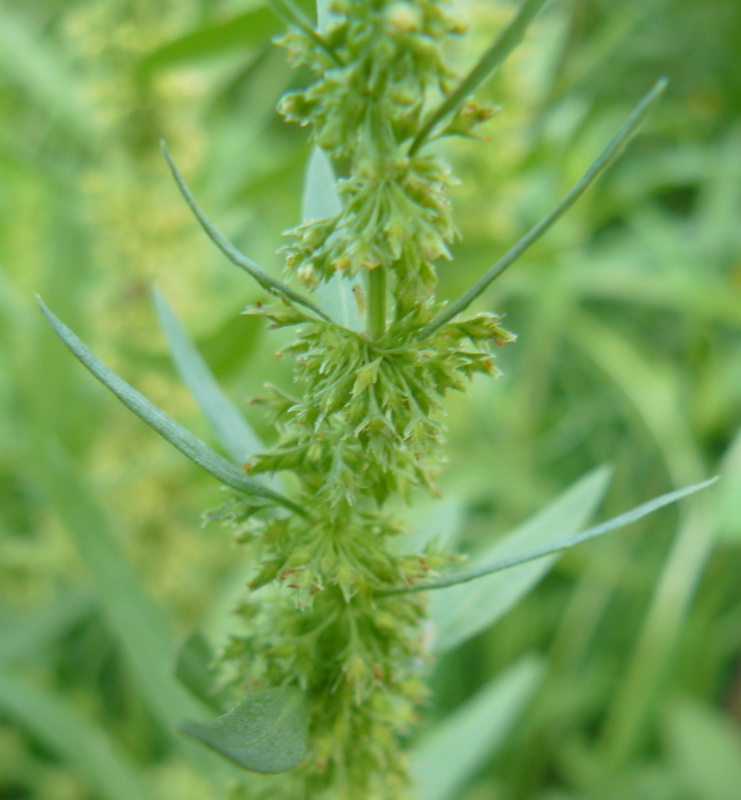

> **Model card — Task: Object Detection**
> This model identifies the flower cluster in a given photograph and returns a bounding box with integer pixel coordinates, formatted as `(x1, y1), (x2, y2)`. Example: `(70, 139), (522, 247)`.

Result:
(278, 0), (494, 307)
(243, 300), (514, 505)
(213, 3), (515, 798)
(282, 152), (457, 303)
(279, 1), (465, 156)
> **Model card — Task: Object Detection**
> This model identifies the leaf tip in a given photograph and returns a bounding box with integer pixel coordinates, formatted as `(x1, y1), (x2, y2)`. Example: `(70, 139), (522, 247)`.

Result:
(36, 296), (59, 330)
(160, 139), (180, 180)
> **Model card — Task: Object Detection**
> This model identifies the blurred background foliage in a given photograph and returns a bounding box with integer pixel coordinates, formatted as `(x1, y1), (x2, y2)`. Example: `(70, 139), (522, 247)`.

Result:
(1, 0), (740, 798)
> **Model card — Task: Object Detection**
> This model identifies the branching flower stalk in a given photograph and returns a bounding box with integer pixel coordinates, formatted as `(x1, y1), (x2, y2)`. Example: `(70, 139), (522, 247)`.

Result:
(220, 3), (516, 796)
(40, 1), (715, 798)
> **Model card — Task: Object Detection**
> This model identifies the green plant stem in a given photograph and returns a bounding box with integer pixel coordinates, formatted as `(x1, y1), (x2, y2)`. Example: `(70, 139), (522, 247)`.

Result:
(367, 266), (387, 340)
(417, 77), (668, 339)
(408, 0), (550, 157)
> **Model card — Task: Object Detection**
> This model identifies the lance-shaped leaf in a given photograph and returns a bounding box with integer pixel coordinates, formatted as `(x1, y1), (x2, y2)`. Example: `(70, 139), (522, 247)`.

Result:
(412, 656), (544, 800)
(302, 146), (362, 331)
(419, 77), (669, 338)
(137, 7), (281, 77)
(180, 687), (310, 773)
(389, 476), (717, 657)
(423, 477), (717, 595)
(426, 466), (613, 654)
(38, 298), (306, 517)
(160, 141), (333, 324)
(410, 0), (550, 155)
(153, 288), (265, 464)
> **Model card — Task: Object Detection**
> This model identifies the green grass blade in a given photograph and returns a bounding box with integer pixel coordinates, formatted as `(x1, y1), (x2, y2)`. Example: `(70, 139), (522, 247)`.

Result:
(409, 0), (551, 155)
(160, 142), (333, 324)
(419, 77), (669, 338)
(153, 288), (265, 464)
(302, 146), (362, 330)
(38, 298), (305, 517)
(423, 466), (613, 653)
(0, 671), (157, 800)
(415, 477), (717, 599)
(411, 657), (544, 800)
(137, 7), (280, 76)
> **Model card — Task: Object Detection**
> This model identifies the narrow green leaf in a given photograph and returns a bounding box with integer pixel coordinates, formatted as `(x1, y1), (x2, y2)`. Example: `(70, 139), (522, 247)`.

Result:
(410, 0), (551, 155)
(425, 466), (613, 654)
(302, 145), (342, 221)
(137, 8), (280, 76)
(302, 147), (362, 330)
(412, 657), (544, 800)
(419, 77), (669, 338)
(414, 477), (718, 607)
(0, 672), (157, 800)
(160, 142), (333, 325)
(153, 288), (265, 463)
(180, 687), (310, 774)
(664, 699), (741, 800)
(38, 298), (306, 517)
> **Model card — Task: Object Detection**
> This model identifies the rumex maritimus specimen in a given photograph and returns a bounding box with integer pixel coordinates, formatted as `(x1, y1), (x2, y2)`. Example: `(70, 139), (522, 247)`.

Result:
(39, 1), (716, 798)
